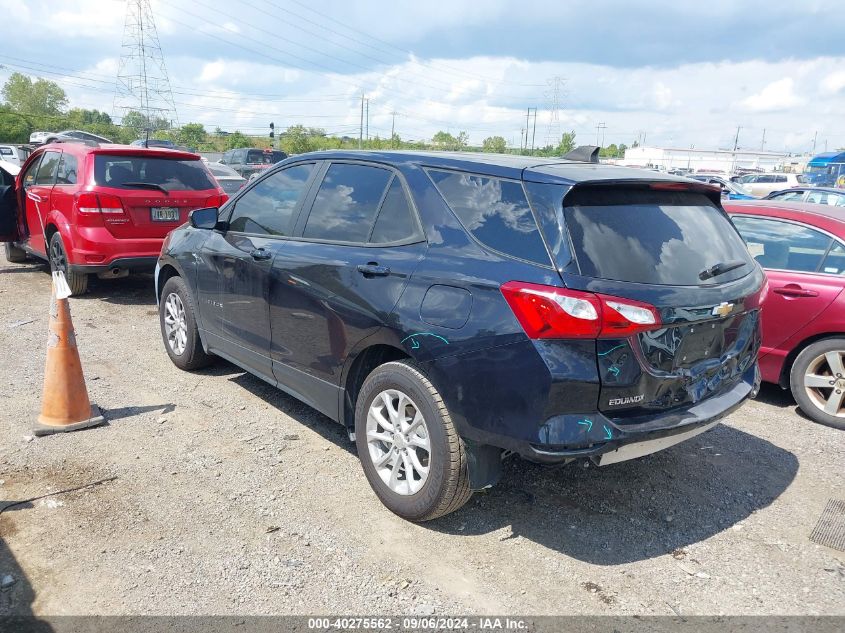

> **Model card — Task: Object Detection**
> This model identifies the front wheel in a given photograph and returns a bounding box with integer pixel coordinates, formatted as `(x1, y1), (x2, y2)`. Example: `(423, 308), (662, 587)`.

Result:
(48, 232), (88, 295)
(790, 338), (845, 430)
(159, 276), (213, 371)
(355, 361), (472, 521)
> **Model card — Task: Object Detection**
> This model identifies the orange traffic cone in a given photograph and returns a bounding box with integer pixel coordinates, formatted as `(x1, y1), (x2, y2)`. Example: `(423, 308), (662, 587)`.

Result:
(32, 272), (105, 436)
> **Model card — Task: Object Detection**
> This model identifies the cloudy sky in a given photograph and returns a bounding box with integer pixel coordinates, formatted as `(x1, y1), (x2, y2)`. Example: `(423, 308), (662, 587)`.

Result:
(1, 0), (844, 153)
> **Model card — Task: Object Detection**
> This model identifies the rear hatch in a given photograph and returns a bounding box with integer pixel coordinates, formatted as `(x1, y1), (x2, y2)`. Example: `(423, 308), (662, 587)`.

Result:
(91, 151), (224, 238)
(537, 182), (764, 418)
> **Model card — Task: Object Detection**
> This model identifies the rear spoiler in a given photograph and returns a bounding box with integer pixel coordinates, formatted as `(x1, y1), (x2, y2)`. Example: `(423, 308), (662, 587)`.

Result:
(562, 145), (600, 163)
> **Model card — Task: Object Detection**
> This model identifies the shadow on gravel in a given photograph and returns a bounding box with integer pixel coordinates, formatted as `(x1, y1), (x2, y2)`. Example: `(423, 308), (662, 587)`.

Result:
(0, 524), (55, 629)
(0, 264), (46, 275)
(753, 382), (795, 408)
(428, 424), (798, 565)
(226, 368), (354, 455)
(105, 403), (175, 422)
(82, 274), (157, 306)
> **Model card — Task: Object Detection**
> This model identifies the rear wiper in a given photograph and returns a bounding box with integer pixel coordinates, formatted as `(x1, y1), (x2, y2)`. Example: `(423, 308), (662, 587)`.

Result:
(699, 259), (747, 281)
(121, 182), (169, 194)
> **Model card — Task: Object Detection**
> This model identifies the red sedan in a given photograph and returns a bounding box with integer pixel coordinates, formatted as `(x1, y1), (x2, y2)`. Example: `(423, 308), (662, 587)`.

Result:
(725, 200), (845, 429)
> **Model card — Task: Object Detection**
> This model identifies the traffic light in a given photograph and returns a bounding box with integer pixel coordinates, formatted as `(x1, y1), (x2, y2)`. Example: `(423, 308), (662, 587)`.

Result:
(269, 122), (275, 139)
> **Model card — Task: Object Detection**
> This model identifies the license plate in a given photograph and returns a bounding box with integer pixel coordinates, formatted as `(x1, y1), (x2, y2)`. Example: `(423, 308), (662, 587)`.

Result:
(151, 207), (179, 222)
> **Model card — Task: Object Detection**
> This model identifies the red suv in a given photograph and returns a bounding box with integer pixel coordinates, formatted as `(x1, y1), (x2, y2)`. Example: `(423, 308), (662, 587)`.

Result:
(0, 140), (226, 294)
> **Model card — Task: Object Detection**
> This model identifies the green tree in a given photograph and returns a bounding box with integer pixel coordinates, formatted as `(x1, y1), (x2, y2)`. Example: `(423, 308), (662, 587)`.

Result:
(282, 124), (315, 154)
(1, 72), (67, 117)
(481, 135), (507, 153)
(432, 130), (469, 151)
(0, 105), (33, 142)
(225, 131), (252, 150)
(556, 130), (577, 156)
(177, 123), (207, 149)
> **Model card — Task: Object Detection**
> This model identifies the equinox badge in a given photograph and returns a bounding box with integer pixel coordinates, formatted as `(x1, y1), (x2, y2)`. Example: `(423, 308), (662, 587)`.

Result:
(711, 302), (735, 317)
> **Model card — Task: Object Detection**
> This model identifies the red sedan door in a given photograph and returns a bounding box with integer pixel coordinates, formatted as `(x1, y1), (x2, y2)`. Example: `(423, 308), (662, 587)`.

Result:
(730, 214), (844, 357)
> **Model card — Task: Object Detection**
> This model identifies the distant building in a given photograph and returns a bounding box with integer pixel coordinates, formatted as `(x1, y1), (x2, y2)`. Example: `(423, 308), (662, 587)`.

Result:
(620, 146), (806, 174)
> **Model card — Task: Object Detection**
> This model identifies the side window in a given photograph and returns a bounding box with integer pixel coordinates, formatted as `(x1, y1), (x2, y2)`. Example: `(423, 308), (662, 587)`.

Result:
(228, 163), (314, 235)
(428, 169), (551, 266)
(732, 216), (832, 273)
(34, 151), (61, 185)
(303, 163), (392, 242)
(771, 191), (804, 201)
(370, 177), (419, 243)
(821, 242), (845, 275)
(56, 153), (78, 185)
(22, 155), (42, 187)
(775, 175), (787, 183)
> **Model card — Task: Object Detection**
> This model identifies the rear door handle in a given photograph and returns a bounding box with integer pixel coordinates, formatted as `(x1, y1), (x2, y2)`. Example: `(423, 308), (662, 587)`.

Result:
(250, 248), (273, 261)
(773, 286), (819, 298)
(357, 263), (390, 277)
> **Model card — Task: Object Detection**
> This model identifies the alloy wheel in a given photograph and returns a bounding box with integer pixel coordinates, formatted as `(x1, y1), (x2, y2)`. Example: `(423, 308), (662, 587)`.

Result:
(366, 389), (431, 495)
(803, 350), (845, 418)
(163, 292), (188, 356)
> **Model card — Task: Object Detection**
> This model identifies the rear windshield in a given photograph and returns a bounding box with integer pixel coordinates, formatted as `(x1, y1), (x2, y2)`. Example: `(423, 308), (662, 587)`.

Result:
(94, 155), (217, 192)
(564, 188), (754, 286)
(246, 150), (285, 165)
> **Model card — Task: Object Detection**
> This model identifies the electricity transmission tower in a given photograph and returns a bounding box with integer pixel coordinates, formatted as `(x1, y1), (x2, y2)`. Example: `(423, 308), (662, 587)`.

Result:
(113, 0), (178, 130)
(544, 76), (565, 147)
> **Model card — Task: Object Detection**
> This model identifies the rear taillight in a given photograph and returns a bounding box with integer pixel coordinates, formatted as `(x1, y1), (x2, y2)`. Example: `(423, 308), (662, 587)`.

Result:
(500, 281), (661, 340)
(206, 193), (228, 207)
(75, 192), (125, 224)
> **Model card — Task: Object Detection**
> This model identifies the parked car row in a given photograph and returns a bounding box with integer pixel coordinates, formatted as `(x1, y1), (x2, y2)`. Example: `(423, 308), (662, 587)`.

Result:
(1, 145), (841, 523)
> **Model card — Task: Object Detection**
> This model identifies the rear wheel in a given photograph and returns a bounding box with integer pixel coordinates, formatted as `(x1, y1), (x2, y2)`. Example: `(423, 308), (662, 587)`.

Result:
(790, 338), (845, 430)
(159, 275), (213, 371)
(355, 361), (472, 521)
(3, 243), (27, 263)
(48, 232), (88, 295)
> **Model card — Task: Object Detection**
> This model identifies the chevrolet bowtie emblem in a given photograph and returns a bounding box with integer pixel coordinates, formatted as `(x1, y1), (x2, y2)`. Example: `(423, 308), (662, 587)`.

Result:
(712, 302), (735, 317)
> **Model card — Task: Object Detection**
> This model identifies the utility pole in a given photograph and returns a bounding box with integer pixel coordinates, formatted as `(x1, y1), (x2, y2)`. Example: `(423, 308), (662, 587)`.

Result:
(812, 130), (818, 154)
(359, 92), (364, 149)
(365, 98), (369, 142)
(530, 108), (537, 154)
(390, 111), (397, 139)
(760, 128), (766, 151)
(525, 108), (530, 150)
(520, 129), (525, 151)
(733, 126), (741, 151)
(595, 122), (606, 147)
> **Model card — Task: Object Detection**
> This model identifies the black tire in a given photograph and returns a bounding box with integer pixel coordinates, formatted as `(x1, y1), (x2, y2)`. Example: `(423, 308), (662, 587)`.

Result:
(355, 360), (472, 521)
(790, 338), (845, 430)
(159, 275), (213, 371)
(48, 232), (88, 295)
(4, 242), (27, 263)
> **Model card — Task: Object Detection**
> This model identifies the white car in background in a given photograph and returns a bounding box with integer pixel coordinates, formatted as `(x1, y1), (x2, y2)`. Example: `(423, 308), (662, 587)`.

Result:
(741, 172), (806, 197)
(0, 144), (29, 166)
(29, 129), (113, 145)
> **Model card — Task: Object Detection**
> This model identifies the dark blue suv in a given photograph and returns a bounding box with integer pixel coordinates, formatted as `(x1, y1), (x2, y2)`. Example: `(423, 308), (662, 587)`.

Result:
(155, 150), (765, 521)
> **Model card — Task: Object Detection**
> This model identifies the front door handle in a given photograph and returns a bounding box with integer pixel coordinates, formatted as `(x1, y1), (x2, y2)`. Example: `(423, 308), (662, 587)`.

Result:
(250, 248), (272, 261)
(27, 191), (42, 203)
(357, 263), (390, 277)
(773, 285), (819, 298)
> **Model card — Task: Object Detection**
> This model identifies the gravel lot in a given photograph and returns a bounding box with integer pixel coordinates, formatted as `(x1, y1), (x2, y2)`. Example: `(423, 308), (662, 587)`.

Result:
(1, 250), (843, 617)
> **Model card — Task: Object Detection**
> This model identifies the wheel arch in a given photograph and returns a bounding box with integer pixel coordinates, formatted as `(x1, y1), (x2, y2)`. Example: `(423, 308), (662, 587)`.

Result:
(779, 332), (845, 388)
(340, 342), (410, 429)
(156, 262), (181, 302)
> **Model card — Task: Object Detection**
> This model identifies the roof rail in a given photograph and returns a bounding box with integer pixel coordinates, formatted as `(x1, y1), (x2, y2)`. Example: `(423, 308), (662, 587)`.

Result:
(50, 138), (100, 148)
(562, 145), (600, 163)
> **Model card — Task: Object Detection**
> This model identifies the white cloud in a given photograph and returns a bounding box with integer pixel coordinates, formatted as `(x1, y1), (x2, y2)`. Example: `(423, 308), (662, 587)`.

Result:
(739, 78), (806, 112)
(820, 71), (845, 95)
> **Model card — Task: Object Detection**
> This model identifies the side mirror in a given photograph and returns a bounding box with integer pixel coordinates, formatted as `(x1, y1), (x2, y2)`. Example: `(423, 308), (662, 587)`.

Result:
(190, 206), (220, 230)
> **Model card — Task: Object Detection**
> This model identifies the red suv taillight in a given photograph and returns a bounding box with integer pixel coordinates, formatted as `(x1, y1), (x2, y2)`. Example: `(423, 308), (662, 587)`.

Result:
(206, 193), (228, 207)
(74, 192), (126, 225)
(500, 281), (661, 339)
